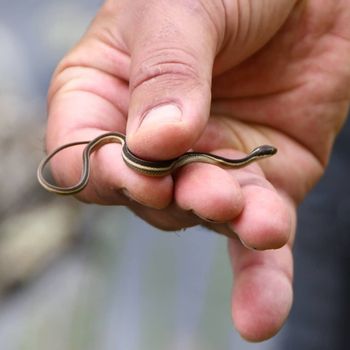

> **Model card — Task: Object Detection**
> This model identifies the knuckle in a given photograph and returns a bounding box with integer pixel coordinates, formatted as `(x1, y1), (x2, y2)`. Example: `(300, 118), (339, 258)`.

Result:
(130, 47), (202, 91)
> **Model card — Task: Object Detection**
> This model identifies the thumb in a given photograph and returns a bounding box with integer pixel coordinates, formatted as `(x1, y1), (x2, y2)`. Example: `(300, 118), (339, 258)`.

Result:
(124, 1), (223, 159)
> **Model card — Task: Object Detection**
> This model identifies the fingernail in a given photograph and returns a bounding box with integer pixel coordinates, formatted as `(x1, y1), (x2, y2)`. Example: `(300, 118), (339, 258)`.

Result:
(120, 188), (148, 206)
(239, 237), (258, 250)
(121, 188), (134, 202)
(140, 104), (182, 130)
(190, 209), (216, 223)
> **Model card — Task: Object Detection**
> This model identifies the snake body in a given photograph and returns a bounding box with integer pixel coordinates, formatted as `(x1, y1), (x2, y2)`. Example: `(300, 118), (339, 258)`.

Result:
(37, 131), (277, 195)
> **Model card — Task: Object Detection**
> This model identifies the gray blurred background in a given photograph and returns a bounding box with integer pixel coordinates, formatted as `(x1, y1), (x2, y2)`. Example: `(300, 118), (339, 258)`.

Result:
(0, 1), (349, 350)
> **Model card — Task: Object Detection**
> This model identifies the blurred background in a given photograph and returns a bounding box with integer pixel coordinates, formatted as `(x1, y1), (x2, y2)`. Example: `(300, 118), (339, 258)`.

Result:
(0, 1), (349, 349)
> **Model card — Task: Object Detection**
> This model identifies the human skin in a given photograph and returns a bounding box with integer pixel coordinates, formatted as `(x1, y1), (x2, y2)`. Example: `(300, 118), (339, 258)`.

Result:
(46, 0), (350, 341)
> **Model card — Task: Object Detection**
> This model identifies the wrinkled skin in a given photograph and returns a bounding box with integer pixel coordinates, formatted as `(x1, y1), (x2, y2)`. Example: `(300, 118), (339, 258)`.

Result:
(46, 0), (350, 341)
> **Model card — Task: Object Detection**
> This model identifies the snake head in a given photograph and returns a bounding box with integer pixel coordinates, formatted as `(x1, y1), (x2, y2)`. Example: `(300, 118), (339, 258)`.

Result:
(251, 145), (278, 158)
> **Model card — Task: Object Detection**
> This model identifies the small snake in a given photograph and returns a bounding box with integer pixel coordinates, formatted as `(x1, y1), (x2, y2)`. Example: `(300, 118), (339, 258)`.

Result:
(37, 131), (277, 195)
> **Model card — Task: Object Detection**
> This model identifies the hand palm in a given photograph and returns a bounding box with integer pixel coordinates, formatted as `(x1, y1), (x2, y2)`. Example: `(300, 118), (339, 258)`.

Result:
(211, 0), (350, 201)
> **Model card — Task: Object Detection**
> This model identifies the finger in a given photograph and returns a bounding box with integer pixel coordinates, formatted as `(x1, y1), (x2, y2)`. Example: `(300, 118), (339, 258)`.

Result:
(175, 162), (244, 223)
(45, 129), (174, 208)
(87, 141), (174, 208)
(230, 170), (293, 250)
(122, 0), (224, 159)
(228, 239), (294, 342)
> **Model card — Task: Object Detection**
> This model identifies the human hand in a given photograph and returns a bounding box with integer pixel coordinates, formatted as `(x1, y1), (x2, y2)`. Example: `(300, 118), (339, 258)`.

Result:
(45, 0), (350, 341)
